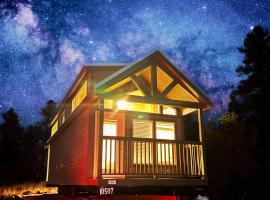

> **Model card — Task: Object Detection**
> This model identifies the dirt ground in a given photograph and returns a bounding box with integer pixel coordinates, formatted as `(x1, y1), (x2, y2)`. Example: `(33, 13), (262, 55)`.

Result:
(1, 194), (178, 200)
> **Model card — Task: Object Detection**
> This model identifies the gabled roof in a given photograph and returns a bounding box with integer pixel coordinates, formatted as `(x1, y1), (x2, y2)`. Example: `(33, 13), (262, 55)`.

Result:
(95, 49), (213, 110)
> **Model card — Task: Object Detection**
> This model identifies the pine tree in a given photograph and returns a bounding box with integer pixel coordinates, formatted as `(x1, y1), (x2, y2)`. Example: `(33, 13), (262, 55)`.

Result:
(229, 25), (270, 199)
(41, 100), (57, 140)
(0, 108), (24, 184)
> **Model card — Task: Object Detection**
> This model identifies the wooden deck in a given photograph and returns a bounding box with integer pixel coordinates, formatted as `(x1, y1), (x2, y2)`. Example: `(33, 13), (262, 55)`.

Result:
(101, 136), (205, 179)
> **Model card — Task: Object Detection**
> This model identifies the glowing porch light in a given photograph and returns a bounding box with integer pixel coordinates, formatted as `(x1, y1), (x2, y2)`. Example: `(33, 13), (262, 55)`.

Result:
(116, 100), (128, 110)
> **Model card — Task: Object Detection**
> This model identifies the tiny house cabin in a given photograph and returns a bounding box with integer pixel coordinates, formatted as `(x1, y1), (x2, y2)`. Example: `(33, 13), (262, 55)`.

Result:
(46, 50), (213, 197)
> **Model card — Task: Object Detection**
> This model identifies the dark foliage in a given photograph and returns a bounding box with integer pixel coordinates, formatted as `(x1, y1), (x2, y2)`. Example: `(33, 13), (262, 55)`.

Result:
(41, 100), (57, 140)
(229, 26), (270, 199)
(0, 100), (56, 185)
(206, 113), (256, 200)
(0, 109), (24, 184)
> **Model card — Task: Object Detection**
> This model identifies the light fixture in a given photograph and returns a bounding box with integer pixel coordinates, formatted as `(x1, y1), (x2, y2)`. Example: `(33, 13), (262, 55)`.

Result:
(116, 100), (128, 110)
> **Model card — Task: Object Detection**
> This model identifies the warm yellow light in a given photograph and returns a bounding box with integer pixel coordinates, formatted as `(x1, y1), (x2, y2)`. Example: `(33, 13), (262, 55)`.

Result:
(116, 100), (128, 110)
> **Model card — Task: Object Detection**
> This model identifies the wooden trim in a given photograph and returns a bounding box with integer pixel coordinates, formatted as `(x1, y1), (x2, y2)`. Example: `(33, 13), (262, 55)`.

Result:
(161, 81), (177, 96)
(155, 62), (200, 102)
(98, 98), (104, 179)
(95, 50), (213, 109)
(99, 93), (202, 108)
(96, 59), (153, 91)
(154, 52), (213, 107)
(197, 109), (207, 177)
(98, 177), (208, 187)
(50, 66), (89, 126)
(151, 64), (157, 96)
(197, 109), (203, 143)
(46, 146), (50, 182)
(106, 80), (137, 95)
(130, 74), (150, 96)
(87, 109), (95, 179)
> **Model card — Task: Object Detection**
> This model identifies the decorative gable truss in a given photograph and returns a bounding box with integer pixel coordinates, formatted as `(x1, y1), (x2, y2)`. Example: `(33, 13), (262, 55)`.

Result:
(95, 50), (212, 115)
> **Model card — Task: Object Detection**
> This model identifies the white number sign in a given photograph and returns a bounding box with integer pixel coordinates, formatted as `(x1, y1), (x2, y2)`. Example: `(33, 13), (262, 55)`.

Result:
(99, 187), (114, 195)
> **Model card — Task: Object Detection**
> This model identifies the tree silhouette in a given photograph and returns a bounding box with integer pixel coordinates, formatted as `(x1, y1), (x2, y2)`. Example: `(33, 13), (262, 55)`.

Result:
(0, 108), (24, 185)
(0, 100), (57, 185)
(41, 100), (57, 140)
(206, 113), (256, 200)
(229, 25), (270, 199)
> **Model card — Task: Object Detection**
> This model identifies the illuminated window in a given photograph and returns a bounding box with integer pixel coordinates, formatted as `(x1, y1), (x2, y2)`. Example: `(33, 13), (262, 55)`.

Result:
(103, 120), (117, 136)
(51, 121), (58, 136)
(156, 121), (175, 140)
(133, 119), (153, 138)
(163, 105), (177, 115)
(156, 121), (175, 165)
(133, 119), (153, 164)
(71, 81), (87, 112)
(104, 99), (114, 109)
(59, 112), (65, 126)
(116, 100), (160, 114)
(102, 120), (117, 173)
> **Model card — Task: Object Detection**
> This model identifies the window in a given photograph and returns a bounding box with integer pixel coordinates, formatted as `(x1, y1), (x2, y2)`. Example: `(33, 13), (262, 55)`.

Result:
(103, 120), (117, 136)
(162, 105), (177, 115)
(133, 119), (153, 164)
(102, 120), (117, 173)
(104, 99), (114, 109)
(59, 112), (65, 126)
(156, 121), (175, 165)
(133, 119), (153, 138)
(51, 121), (58, 136)
(103, 99), (179, 116)
(131, 120), (176, 165)
(71, 81), (87, 112)
(156, 121), (175, 140)
(105, 99), (160, 113)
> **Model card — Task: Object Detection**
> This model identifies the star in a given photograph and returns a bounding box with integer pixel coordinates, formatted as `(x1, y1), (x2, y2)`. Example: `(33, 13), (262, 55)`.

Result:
(0, 0), (269, 124)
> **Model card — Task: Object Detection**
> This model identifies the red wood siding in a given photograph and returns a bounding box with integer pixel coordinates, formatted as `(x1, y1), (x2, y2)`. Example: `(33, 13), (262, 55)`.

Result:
(48, 108), (91, 185)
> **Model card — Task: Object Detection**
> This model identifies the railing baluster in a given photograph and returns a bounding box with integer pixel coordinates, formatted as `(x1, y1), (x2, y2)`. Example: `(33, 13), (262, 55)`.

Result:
(177, 143), (180, 175)
(182, 144), (186, 175)
(176, 143), (180, 175)
(170, 143), (172, 174)
(125, 139), (128, 175)
(147, 142), (151, 174)
(114, 139), (116, 175)
(118, 140), (121, 174)
(193, 145), (196, 175)
(187, 144), (190, 175)
(140, 141), (142, 175)
(164, 142), (167, 174)
(190, 145), (195, 175)
(105, 139), (107, 175)
(144, 141), (146, 174)
(136, 141), (138, 175)
(154, 141), (157, 175)
(194, 145), (197, 175)
(109, 139), (112, 174)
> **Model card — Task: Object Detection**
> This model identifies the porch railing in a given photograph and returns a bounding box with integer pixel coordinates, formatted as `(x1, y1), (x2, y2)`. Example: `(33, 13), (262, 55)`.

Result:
(101, 136), (205, 177)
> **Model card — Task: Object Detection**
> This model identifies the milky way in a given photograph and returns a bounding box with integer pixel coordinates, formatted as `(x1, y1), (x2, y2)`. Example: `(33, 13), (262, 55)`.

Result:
(0, 0), (269, 124)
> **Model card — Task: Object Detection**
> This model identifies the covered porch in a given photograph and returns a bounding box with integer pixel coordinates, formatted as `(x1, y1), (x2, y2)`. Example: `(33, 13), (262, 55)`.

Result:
(93, 51), (212, 183)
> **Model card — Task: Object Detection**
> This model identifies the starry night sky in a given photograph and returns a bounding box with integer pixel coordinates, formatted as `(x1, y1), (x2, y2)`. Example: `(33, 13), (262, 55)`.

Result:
(0, 0), (269, 124)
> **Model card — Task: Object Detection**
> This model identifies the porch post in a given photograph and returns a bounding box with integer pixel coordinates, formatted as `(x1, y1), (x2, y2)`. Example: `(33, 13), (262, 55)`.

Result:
(197, 108), (207, 177)
(98, 98), (104, 179)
